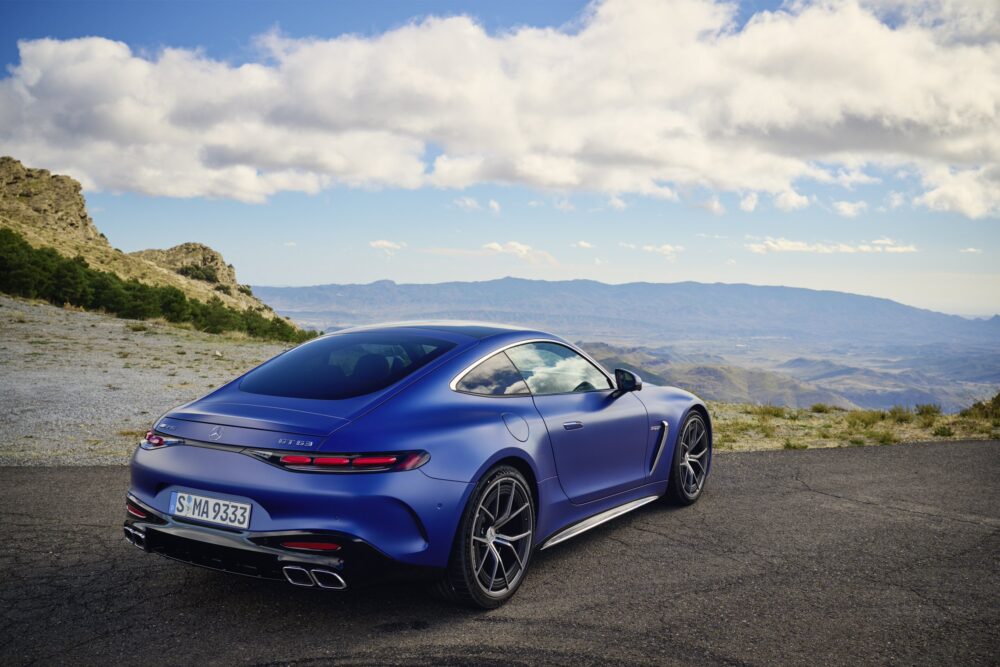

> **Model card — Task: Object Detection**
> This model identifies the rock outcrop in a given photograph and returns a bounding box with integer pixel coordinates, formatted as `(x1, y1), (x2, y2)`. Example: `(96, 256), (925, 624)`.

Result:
(0, 156), (273, 314)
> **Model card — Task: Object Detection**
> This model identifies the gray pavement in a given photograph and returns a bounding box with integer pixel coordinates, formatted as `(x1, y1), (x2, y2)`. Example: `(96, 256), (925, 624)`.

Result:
(0, 441), (997, 665)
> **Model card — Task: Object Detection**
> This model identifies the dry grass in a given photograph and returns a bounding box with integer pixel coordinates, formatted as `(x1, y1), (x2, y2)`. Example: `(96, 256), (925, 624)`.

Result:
(710, 402), (1000, 452)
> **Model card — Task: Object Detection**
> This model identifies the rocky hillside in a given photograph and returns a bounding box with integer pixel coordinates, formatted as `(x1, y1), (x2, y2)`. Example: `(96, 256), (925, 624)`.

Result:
(0, 156), (270, 313)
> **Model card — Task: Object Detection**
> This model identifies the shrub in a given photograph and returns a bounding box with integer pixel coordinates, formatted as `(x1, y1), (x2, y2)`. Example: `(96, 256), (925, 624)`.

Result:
(867, 430), (898, 445)
(846, 410), (885, 429)
(917, 414), (937, 429)
(0, 228), (317, 344)
(915, 403), (942, 417)
(810, 403), (831, 413)
(213, 284), (233, 295)
(748, 404), (787, 419)
(887, 405), (913, 423)
(960, 392), (1000, 421)
(783, 439), (807, 450)
(932, 425), (954, 437)
(176, 264), (219, 283)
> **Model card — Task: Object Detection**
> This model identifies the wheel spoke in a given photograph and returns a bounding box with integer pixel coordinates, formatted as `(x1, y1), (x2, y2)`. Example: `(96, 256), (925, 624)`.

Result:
(496, 529), (532, 542)
(499, 540), (525, 569)
(495, 502), (527, 528)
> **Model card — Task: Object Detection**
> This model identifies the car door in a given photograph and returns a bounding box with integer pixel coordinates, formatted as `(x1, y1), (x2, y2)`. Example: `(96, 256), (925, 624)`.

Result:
(506, 342), (650, 504)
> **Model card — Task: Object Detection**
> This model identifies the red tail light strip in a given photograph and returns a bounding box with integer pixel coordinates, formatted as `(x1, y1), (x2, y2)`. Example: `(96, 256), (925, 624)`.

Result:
(265, 451), (428, 473)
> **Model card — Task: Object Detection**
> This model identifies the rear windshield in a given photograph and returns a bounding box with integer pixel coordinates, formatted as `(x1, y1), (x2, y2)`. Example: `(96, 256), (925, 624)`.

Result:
(240, 332), (457, 400)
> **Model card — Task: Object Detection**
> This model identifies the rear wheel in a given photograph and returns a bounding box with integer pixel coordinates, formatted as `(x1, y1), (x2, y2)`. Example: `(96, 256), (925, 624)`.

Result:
(436, 465), (535, 608)
(666, 412), (711, 506)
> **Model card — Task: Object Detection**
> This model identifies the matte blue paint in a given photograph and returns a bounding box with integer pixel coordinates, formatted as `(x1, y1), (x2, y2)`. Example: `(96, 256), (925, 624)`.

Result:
(128, 324), (709, 571)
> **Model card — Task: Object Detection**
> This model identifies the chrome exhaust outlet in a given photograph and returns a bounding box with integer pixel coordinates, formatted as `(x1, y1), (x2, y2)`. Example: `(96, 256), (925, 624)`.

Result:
(282, 566), (315, 587)
(311, 569), (347, 590)
(123, 526), (146, 551)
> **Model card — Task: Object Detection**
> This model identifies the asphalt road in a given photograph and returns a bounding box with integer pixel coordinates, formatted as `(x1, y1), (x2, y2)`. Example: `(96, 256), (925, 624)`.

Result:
(1, 441), (998, 666)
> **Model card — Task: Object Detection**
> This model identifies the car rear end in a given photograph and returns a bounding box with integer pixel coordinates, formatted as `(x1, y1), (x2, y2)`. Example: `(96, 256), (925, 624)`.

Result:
(123, 327), (477, 590)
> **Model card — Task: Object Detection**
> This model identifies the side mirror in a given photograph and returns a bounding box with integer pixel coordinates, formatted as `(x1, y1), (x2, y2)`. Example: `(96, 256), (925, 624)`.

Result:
(614, 368), (642, 394)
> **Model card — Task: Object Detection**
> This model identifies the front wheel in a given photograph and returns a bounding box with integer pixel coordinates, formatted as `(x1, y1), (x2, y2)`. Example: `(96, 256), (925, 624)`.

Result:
(666, 412), (711, 506)
(436, 465), (535, 608)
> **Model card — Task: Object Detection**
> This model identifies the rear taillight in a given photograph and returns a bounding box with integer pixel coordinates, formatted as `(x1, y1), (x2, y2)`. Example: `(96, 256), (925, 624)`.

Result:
(141, 430), (183, 450)
(126, 501), (147, 518)
(258, 451), (429, 473)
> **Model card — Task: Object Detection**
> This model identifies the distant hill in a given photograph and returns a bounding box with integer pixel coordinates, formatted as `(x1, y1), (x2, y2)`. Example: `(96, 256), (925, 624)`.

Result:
(0, 156), (270, 314)
(252, 277), (998, 348)
(253, 278), (999, 410)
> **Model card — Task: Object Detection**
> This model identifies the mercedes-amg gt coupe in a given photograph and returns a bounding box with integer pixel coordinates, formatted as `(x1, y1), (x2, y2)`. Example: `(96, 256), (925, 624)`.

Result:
(124, 322), (712, 607)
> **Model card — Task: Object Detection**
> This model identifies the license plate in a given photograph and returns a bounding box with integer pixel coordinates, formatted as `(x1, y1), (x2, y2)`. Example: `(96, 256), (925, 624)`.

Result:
(171, 492), (251, 529)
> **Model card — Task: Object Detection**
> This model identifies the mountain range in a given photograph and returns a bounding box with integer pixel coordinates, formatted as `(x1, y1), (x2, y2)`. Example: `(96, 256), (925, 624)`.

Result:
(253, 278), (1000, 411)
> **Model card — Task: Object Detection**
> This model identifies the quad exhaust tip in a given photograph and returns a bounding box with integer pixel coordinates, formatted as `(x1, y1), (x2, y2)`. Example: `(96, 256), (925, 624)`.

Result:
(282, 566), (347, 590)
(123, 526), (146, 550)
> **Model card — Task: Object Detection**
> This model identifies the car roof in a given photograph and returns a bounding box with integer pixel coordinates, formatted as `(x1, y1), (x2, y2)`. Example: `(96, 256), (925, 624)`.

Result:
(333, 320), (553, 341)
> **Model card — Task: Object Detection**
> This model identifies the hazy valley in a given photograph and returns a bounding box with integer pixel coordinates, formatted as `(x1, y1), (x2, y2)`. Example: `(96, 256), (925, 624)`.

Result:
(254, 278), (1000, 411)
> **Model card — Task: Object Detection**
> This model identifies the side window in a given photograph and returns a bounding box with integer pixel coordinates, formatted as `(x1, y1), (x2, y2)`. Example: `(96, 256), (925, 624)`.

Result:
(455, 352), (531, 396)
(506, 342), (612, 396)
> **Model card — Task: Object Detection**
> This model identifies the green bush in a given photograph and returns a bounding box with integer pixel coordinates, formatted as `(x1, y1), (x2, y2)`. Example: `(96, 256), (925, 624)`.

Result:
(846, 410), (885, 429)
(887, 405), (913, 423)
(748, 404), (787, 419)
(915, 403), (942, 417)
(960, 392), (1000, 421)
(932, 425), (954, 437)
(176, 264), (219, 283)
(810, 403), (831, 413)
(0, 228), (316, 344)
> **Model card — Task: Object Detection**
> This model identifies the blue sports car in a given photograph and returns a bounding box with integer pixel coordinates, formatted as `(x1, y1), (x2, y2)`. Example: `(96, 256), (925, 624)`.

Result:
(124, 322), (712, 607)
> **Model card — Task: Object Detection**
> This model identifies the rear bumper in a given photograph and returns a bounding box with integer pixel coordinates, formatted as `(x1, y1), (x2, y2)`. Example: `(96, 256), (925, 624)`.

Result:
(124, 497), (441, 587)
(128, 443), (472, 568)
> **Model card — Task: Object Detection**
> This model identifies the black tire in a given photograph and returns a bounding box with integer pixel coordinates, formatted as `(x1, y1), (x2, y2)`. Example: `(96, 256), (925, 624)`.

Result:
(435, 465), (535, 609)
(666, 412), (711, 506)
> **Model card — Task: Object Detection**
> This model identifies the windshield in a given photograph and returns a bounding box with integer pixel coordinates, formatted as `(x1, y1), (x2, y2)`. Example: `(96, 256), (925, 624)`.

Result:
(239, 332), (457, 400)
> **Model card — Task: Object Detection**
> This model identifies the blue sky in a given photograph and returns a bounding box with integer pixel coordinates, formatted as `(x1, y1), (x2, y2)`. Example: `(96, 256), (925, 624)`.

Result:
(1, 0), (997, 316)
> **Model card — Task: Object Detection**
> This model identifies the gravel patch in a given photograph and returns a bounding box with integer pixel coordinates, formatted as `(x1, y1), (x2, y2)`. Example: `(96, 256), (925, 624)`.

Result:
(0, 295), (286, 465)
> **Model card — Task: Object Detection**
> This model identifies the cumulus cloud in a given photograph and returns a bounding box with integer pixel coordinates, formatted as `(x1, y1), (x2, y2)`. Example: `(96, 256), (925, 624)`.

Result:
(0, 0), (997, 216)
(572, 240), (594, 249)
(488, 199), (501, 214)
(959, 247), (982, 253)
(702, 196), (725, 215)
(482, 241), (556, 265)
(642, 244), (684, 259)
(453, 196), (481, 211)
(739, 192), (758, 212)
(774, 190), (810, 211)
(833, 200), (868, 218)
(608, 195), (627, 210)
(369, 239), (405, 256)
(747, 237), (918, 254)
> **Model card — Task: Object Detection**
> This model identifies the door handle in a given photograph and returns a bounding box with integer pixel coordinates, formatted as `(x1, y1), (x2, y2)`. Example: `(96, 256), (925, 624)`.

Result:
(562, 421), (584, 430)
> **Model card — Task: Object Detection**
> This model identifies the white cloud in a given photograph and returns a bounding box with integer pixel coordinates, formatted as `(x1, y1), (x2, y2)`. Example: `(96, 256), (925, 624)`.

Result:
(887, 191), (906, 209)
(774, 190), (810, 212)
(554, 198), (575, 212)
(283, 241), (297, 247)
(959, 247), (982, 254)
(914, 165), (1000, 219)
(0, 1), (997, 216)
(608, 195), (627, 210)
(453, 196), (481, 211)
(833, 200), (869, 218)
(527, 200), (544, 208)
(642, 244), (684, 259)
(482, 241), (556, 265)
(488, 199), (501, 214)
(739, 192), (758, 212)
(702, 196), (725, 215)
(747, 237), (918, 254)
(572, 240), (594, 249)
(618, 242), (637, 249)
(369, 239), (405, 256)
